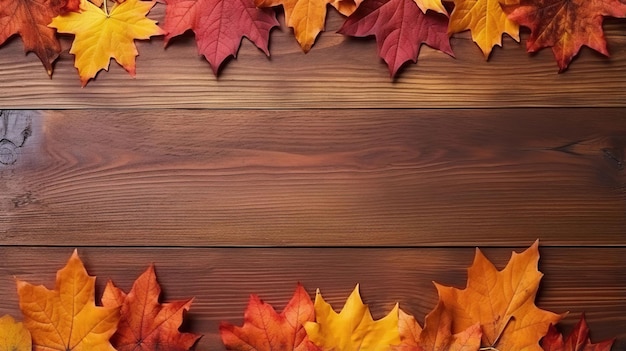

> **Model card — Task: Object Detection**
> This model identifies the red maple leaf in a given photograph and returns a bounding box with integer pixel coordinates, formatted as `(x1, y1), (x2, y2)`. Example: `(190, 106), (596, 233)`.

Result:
(505, 0), (626, 71)
(220, 283), (321, 351)
(338, 0), (453, 77)
(162, 0), (279, 75)
(541, 315), (614, 351)
(0, 0), (79, 75)
(101, 264), (201, 351)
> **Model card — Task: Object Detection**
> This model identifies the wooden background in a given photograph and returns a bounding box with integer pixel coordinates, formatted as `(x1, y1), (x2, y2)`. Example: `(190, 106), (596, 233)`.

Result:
(1, 4), (625, 350)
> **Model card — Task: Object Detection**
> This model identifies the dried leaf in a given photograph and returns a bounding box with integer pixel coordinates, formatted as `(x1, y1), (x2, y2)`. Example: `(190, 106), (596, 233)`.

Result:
(304, 284), (401, 351)
(16, 250), (120, 351)
(505, 0), (626, 71)
(49, 0), (164, 86)
(162, 0), (279, 75)
(0, 0), (79, 75)
(339, 0), (453, 77)
(448, 0), (520, 58)
(102, 264), (201, 351)
(0, 315), (31, 351)
(255, 0), (359, 52)
(220, 283), (320, 351)
(541, 315), (614, 351)
(435, 241), (562, 351)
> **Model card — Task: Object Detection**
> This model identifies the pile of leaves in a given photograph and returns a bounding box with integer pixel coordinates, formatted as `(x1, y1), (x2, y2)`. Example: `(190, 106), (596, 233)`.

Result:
(0, 241), (617, 351)
(1, 0), (625, 85)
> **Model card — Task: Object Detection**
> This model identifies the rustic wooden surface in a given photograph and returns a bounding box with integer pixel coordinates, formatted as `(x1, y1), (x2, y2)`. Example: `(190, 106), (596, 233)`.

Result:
(0, 8), (625, 108)
(1, 4), (625, 350)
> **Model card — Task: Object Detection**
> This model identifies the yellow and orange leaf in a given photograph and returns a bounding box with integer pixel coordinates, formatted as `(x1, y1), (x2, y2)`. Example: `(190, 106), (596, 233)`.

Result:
(101, 264), (201, 351)
(448, 0), (519, 58)
(304, 284), (401, 351)
(0, 315), (31, 351)
(220, 283), (320, 351)
(254, 0), (360, 52)
(435, 241), (562, 351)
(16, 250), (120, 351)
(414, 0), (446, 14)
(49, 0), (164, 86)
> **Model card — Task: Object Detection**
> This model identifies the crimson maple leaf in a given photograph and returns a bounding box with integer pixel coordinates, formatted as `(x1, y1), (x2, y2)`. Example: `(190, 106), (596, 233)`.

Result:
(101, 264), (201, 351)
(162, 0), (279, 75)
(338, 0), (453, 77)
(505, 0), (626, 71)
(541, 315), (614, 351)
(220, 283), (320, 351)
(0, 0), (79, 75)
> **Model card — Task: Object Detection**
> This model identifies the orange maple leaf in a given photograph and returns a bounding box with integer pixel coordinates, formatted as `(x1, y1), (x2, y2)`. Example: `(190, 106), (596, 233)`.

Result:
(447, 0), (520, 58)
(101, 264), (201, 351)
(504, 0), (626, 71)
(220, 283), (320, 351)
(541, 315), (614, 351)
(16, 250), (120, 351)
(435, 241), (562, 351)
(254, 0), (361, 52)
(394, 303), (481, 351)
(0, 0), (79, 75)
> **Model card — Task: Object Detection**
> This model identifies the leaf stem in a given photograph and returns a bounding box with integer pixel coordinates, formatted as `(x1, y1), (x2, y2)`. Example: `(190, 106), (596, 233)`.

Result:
(479, 348), (500, 351)
(103, 0), (109, 16)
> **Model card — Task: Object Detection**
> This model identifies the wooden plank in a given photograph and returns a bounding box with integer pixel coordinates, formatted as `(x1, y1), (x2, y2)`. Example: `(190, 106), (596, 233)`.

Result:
(2, 109), (625, 247)
(0, 8), (625, 108)
(0, 247), (623, 350)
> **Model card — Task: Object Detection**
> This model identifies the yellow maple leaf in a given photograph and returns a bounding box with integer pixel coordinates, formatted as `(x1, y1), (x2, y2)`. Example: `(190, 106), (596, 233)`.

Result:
(0, 315), (31, 351)
(414, 0), (447, 15)
(49, 0), (164, 86)
(255, 0), (359, 52)
(304, 284), (401, 351)
(16, 250), (120, 351)
(435, 241), (562, 351)
(448, 0), (519, 58)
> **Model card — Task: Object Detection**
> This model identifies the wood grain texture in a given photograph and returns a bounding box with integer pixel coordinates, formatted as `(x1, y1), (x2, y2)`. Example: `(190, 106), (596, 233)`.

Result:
(1, 110), (624, 247)
(0, 247), (623, 350)
(0, 7), (625, 109)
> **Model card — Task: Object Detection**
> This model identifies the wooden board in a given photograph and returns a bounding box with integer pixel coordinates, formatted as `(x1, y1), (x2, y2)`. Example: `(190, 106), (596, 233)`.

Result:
(1, 110), (625, 247)
(0, 8), (625, 108)
(0, 247), (624, 350)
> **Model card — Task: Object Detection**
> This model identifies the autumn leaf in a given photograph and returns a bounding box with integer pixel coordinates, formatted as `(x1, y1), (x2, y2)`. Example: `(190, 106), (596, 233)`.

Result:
(101, 264), (201, 351)
(49, 0), (164, 86)
(16, 249), (120, 351)
(504, 0), (626, 71)
(220, 283), (320, 351)
(394, 303), (481, 351)
(541, 315), (614, 351)
(435, 241), (562, 351)
(448, 0), (520, 58)
(398, 309), (422, 348)
(162, 0), (278, 75)
(339, 0), (453, 76)
(254, 0), (359, 52)
(0, 315), (31, 351)
(304, 284), (401, 351)
(413, 0), (446, 14)
(0, 0), (79, 75)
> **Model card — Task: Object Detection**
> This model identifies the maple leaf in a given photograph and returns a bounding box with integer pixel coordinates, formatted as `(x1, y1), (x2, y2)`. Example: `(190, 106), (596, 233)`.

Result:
(254, 0), (359, 52)
(394, 303), (481, 351)
(101, 264), (201, 351)
(339, 0), (453, 77)
(49, 0), (164, 86)
(16, 249), (120, 351)
(0, 315), (31, 351)
(304, 284), (401, 351)
(541, 315), (614, 351)
(0, 0), (79, 75)
(504, 0), (626, 72)
(162, 0), (279, 75)
(435, 241), (562, 351)
(220, 283), (320, 351)
(447, 0), (520, 58)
